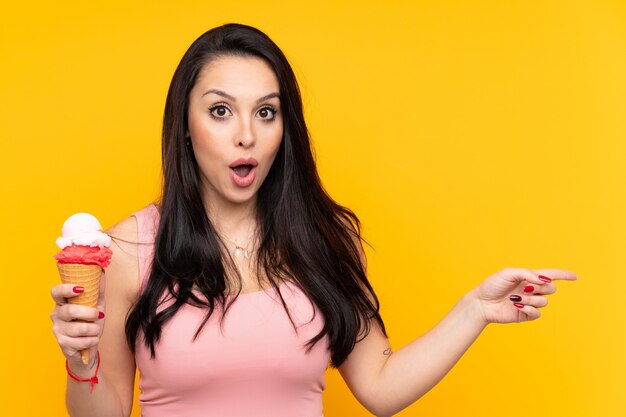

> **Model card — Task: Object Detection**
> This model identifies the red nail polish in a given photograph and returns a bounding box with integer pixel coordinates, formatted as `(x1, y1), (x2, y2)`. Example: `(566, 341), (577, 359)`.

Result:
(73, 286), (85, 294)
(524, 285), (534, 293)
(509, 295), (522, 302)
(98, 311), (105, 319)
(513, 303), (524, 309)
(538, 275), (552, 283)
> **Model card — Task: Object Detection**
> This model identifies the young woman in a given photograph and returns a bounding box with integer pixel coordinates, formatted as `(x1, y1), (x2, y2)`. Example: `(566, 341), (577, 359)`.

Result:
(50, 23), (577, 417)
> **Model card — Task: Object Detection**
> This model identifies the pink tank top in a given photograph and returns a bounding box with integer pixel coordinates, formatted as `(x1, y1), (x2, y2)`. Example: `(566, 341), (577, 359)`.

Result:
(131, 204), (330, 417)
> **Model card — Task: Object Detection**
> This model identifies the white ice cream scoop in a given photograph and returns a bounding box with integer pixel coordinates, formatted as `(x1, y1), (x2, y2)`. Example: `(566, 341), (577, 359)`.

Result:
(56, 212), (112, 249)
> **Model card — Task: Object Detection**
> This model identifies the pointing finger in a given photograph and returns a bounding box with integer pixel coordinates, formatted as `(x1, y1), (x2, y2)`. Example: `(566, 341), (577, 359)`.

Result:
(534, 269), (578, 281)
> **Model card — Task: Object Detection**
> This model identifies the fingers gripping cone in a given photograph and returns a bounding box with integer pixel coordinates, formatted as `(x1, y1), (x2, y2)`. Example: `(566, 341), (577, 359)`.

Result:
(57, 263), (102, 365)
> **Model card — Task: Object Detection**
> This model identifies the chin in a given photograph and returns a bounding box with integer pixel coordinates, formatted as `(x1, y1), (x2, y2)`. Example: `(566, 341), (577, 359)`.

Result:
(225, 188), (259, 205)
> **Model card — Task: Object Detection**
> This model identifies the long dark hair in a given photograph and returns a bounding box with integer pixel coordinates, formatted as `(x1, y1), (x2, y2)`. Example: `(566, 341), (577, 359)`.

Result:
(125, 23), (386, 367)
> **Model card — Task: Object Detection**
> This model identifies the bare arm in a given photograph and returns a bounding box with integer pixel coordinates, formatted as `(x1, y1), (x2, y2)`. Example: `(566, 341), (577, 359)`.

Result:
(339, 268), (577, 417)
(51, 217), (140, 417)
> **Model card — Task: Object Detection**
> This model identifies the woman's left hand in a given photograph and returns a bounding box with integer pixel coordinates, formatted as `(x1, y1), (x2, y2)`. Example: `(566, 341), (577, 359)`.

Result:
(470, 268), (578, 324)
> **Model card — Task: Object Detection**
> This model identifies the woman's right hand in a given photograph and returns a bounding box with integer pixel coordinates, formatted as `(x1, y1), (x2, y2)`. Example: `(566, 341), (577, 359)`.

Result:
(50, 282), (105, 372)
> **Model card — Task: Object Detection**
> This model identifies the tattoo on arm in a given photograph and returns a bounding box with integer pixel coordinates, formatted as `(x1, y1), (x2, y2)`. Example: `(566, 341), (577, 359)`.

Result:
(383, 348), (392, 356)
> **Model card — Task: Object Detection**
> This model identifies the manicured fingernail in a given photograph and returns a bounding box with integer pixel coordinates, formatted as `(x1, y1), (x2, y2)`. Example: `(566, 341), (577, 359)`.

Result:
(510, 295), (522, 302)
(513, 303), (525, 309)
(538, 275), (552, 283)
(98, 311), (105, 319)
(72, 286), (85, 294)
(524, 285), (535, 293)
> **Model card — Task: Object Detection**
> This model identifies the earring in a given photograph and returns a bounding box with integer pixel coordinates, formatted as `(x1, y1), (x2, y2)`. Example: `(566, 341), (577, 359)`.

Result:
(185, 137), (191, 147)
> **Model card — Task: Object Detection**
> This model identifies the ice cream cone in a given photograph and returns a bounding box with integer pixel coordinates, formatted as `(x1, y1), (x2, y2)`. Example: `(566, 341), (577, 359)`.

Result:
(57, 263), (102, 365)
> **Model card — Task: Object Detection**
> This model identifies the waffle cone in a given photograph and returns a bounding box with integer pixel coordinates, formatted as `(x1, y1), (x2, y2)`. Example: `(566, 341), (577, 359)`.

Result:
(57, 263), (102, 364)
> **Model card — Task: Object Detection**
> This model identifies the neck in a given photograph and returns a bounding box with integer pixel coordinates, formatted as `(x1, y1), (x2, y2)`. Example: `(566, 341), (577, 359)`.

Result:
(202, 194), (258, 241)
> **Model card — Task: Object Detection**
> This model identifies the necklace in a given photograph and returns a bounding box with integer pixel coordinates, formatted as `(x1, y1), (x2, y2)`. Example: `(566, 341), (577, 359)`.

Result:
(220, 233), (253, 260)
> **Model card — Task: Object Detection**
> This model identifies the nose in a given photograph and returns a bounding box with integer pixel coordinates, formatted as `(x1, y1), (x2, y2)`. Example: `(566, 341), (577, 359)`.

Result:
(236, 117), (255, 148)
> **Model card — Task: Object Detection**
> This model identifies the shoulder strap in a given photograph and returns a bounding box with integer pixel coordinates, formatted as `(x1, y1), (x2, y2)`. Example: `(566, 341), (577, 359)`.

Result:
(130, 203), (159, 293)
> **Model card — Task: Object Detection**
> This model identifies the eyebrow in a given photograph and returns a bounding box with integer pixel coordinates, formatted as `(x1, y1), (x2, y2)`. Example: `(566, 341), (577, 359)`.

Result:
(201, 89), (280, 104)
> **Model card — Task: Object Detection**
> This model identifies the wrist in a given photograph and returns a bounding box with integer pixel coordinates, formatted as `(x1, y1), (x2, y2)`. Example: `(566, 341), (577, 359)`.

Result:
(66, 351), (100, 393)
(67, 352), (99, 379)
(461, 290), (490, 328)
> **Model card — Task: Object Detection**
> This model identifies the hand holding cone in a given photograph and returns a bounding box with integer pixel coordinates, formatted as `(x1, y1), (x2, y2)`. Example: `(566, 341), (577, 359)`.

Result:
(57, 263), (103, 364)
(54, 213), (112, 365)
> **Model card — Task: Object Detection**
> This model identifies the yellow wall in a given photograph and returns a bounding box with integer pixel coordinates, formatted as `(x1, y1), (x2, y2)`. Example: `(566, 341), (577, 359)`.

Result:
(2, 0), (624, 415)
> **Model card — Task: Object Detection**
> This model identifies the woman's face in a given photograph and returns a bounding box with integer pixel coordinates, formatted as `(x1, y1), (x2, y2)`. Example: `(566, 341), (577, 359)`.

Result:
(187, 55), (283, 210)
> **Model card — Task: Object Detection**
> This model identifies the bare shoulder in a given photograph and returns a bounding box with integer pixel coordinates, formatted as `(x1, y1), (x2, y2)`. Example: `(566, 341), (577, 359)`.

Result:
(106, 215), (138, 241)
(105, 216), (140, 303)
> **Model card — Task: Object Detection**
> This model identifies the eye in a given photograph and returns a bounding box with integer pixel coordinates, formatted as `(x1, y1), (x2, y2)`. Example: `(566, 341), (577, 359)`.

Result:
(209, 104), (232, 119)
(256, 106), (277, 121)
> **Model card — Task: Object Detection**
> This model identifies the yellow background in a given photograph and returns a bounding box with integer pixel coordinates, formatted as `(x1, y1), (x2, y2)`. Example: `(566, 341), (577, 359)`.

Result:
(1, 0), (624, 415)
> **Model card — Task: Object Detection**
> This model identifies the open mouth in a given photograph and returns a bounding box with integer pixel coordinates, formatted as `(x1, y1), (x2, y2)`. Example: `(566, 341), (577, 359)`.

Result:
(232, 164), (254, 178)
(229, 158), (258, 187)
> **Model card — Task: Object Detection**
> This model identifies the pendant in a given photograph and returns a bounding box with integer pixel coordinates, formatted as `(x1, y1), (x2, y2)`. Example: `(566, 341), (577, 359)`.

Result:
(235, 245), (251, 259)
